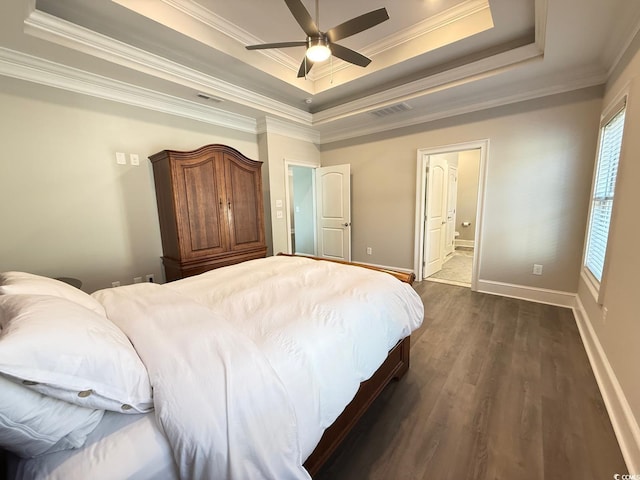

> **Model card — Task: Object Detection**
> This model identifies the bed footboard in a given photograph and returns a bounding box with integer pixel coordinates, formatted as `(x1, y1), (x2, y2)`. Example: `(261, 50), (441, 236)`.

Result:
(277, 253), (416, 285)
(303, 335), (411, 477)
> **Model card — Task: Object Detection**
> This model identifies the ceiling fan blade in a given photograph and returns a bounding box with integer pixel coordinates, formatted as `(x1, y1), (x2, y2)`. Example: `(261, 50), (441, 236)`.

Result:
(330, 43), (371, 67)
(246, 41), (307, 50)
(326, 8), (389, 43)
(284, 0), (319, 37)
(297, 58), (314, 78)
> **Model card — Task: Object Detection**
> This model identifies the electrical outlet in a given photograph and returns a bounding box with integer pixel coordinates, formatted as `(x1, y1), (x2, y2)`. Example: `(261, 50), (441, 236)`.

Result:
(532, 264), (543, 275)
(145, 274), (155, 283)
(130, 154), (140, 166)
(111, 281), (121, 287)
(133, 276), (142, 284)
(366, 247), (372, 255)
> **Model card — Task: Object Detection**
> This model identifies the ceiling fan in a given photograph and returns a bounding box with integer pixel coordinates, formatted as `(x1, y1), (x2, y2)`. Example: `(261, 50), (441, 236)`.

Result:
(246, 0), (389, 78)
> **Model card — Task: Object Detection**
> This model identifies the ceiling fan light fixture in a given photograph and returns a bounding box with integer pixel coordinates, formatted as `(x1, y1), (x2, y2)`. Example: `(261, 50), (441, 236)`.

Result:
(246, 1), (389, 78)
(306, 37), (331, 62)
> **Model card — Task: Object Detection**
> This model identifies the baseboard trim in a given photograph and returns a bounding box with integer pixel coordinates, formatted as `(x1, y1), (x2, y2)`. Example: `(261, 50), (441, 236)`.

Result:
(475, 279), (576, 308)
(573, 296), (640, 474)
(455, 239), (475, 248)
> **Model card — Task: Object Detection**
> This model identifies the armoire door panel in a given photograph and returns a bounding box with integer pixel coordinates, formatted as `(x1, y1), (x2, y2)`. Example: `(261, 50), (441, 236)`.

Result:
(181, 159), (227, 255)
(225, 154), (265, 250)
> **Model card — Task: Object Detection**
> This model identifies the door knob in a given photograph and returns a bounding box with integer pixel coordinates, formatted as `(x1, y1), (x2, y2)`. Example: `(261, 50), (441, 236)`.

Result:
(343, 222), (351, 227)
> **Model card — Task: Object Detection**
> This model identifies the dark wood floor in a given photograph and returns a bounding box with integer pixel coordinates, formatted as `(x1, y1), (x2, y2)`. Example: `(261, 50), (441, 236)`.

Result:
(316, 281), (627, 480)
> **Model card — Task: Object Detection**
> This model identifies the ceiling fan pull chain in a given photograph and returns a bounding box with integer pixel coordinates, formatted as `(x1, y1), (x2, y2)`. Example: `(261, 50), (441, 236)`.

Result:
(330, 54), (333, 84)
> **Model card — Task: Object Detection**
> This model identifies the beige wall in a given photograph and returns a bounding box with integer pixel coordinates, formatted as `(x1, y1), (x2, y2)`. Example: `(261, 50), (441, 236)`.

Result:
(321, 86), (603, 293)
(0, 77), (258, 292)
(0, 77), (605, 296)
(257, 132), (274, 256)
(456, 149), (480, 242)
(261, 131), (320, 256)
(577, 31), (640, 451)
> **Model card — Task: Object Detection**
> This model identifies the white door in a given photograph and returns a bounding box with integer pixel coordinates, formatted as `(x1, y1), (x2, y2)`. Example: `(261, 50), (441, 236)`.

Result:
(445, 165), (458, 255)
(316, 164), (351, 261)
(423, 156), (447, 278)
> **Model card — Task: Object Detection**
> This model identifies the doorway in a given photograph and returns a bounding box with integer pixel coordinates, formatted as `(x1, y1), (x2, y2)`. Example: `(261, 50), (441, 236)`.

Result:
(287, 165), (316, 255)
(414, 140), (488, 290)
(284, 162), (352, 261)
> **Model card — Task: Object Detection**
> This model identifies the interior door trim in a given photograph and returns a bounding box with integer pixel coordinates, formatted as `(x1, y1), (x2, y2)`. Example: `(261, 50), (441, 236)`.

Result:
(413, 139), (489, 290)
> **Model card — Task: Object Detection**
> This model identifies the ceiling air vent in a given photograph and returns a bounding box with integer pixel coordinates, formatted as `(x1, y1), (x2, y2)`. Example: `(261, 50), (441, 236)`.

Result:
(196, 93), (223, 103)
(370, 102), (412, 118)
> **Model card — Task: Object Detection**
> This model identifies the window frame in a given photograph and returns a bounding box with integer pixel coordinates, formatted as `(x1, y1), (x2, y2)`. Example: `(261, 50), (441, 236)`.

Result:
(582, 93), (628, 304)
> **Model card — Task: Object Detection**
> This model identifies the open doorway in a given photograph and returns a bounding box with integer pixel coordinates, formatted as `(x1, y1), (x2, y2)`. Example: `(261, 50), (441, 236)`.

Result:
(286, 164), (317, 256)
(414, 140), (488, 289)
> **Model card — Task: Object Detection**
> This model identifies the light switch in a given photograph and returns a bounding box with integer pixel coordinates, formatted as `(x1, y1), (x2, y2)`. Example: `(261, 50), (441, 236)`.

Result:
(276, 210), (283, 219)
(115, 152), (126, 165)
(275, 199), (283, 208)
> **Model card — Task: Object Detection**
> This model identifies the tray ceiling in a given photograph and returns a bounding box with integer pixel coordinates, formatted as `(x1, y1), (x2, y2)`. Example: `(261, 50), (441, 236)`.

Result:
(0, 0), (638, 142)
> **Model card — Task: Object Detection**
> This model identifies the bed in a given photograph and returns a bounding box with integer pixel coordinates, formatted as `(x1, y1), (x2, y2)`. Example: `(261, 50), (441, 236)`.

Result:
(0, 255), (423, 479)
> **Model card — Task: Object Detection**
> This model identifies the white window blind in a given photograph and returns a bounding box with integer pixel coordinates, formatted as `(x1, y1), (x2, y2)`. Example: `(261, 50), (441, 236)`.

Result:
(584, 103), (626, 283)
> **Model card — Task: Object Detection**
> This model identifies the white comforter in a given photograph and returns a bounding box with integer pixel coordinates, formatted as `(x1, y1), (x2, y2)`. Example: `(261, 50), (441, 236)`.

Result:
(93, 256), (424, 480)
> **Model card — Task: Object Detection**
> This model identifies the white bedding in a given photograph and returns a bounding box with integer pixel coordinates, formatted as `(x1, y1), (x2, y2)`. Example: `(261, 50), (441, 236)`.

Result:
(94, 282), (311, 479)
(13, 256), (423, 479)
(10, 411), (177, 480)
(166, 256), (424, 459)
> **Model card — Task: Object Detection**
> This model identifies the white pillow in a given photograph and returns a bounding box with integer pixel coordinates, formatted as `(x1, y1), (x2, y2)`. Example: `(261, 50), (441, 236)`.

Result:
(0, 374), (104, 458)
(0, 294), (153, 414)
(0, 271), (106, 316)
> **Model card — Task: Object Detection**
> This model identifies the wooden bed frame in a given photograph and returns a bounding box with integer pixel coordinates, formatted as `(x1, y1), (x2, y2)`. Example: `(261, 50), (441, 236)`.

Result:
(278, 254), (415, 477)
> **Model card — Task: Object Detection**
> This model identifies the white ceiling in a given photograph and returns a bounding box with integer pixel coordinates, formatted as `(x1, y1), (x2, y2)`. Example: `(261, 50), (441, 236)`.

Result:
(1, 0), (639, 143)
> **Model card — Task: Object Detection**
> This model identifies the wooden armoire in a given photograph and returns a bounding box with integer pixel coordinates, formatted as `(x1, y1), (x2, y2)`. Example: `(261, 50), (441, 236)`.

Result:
(149, 144), (267, 281)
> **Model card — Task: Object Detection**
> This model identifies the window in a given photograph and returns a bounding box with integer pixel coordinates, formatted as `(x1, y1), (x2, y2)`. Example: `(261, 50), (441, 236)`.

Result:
(584, 99), (626, 290)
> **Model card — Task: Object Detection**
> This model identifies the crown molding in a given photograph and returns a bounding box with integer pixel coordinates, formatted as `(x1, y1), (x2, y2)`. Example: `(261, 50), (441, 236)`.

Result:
(5, 0), (605, 146)
(535, 0), (548, 52)
(24, 9), (312, 125)
(0, 46), (608, 147)
(25, 0), (36, 16)
(20, 1), (550, 133)
(257, 117), (320, 144)
(319, 65), (608, 144)
(0, 45), (325, 143)
(313, 43), (543, 125)
(160, 0), (491, 83)
(163, 0), (258, 45)
(370, 0), (490, 54)
(0, 47), (257, 133)
(606, 10), (640, 78)
(313, 0), (491, 78)
(160, 0), (301, 74)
